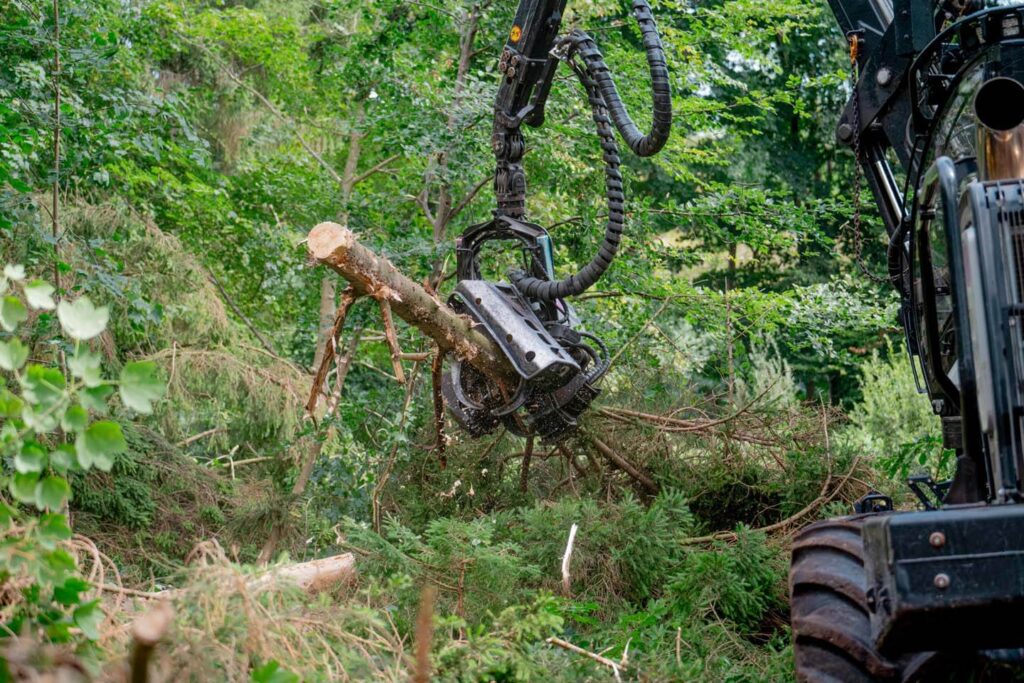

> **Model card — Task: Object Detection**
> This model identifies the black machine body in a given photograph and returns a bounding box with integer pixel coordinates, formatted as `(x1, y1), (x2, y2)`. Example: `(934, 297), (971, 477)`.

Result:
(443, 0), (671, 442)
(792, 1), (1024, 677)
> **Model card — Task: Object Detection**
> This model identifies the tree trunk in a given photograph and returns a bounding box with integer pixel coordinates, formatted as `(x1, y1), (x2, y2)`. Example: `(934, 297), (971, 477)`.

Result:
(307, 221), (516, 384)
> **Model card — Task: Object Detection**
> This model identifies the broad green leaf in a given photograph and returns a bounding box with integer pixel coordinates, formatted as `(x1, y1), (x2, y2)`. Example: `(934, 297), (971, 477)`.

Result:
(3, 264), (25, 281)
(61, 405), (89, 432)
(119, 361), (165, 414)
(68, 348), (103, 387)
(73, 600), (104, 640)
(80, 385), (114, 413)
(0, 502), (16, 527)
(0, 296), (27, 332)
(21, 364), (66, 409)
(42, 550), (77, 584)
(23, 280), (55, 310)
(9, 471), (39, 504)
(37, 513), (73, 547)
(50, 444), (76, 472)
(57, 297), (108, 341)
(251, 661), (300, 683)
(36, 476), (70, 511)
(21, 402), (61, 433)
(0, 388), (22, 417)
(15, 442), (47, 473)
(75, 420), (126, 471)
(53, 576), (90, 606)
(0, 338), (28, 371)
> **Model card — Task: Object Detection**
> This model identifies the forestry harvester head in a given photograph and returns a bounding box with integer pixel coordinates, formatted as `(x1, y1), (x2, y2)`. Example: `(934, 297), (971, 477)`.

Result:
(442, 0), (671, 442)
(792, 2), (1024, 680)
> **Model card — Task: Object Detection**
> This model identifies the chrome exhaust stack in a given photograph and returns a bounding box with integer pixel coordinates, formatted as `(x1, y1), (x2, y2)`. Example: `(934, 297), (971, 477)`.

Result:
(974, 77), (1024, 181)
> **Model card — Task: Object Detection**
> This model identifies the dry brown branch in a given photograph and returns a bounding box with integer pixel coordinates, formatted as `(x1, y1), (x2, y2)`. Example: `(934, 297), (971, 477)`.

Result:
(377, 297), (407, 384)
(587, 433), (659, 494)
(598, 384), (774, 435)
(546, 637), (624, 681)
(306, 287), (359, 415)
(176, 427), (226, 448)
(680, 455), (862, 546)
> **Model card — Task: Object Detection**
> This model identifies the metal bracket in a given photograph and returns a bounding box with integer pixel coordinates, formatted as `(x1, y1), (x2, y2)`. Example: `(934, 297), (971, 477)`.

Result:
(855, 490), (895, 514)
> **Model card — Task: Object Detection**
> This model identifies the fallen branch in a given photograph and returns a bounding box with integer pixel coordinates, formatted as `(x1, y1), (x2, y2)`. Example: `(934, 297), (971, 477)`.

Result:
(306, 287), (359, 414)
(547, 637), (624, 682)
(587, 433), (659, 494)
(175, 427), (226, 448)
(680, 455), (862, 545)
(377, 297), (407, 384)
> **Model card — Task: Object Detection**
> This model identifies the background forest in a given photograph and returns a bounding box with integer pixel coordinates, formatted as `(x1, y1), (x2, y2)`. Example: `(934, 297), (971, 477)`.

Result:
(0, 0), (947, 680)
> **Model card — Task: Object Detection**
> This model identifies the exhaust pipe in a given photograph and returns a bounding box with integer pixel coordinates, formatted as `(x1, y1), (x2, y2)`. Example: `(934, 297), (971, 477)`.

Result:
(975, 77), (1024, 181)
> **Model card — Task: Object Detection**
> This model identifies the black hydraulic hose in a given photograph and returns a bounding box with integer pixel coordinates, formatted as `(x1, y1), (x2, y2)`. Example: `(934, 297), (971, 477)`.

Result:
(510, 0), (671, 300)
(511, 53), (625, 301)
(569, 1), (672, 158)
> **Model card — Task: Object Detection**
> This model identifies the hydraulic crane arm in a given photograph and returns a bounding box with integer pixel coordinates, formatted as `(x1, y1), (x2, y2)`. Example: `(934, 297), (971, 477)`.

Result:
(444, 0), (673, 441)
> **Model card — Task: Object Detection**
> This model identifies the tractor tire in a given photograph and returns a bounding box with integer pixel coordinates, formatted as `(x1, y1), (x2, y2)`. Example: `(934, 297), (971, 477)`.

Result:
(789, 516), (959, 683)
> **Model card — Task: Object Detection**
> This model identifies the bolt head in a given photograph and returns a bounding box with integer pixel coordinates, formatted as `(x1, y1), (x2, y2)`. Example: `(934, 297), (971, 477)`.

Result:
(877, 67), (893, 87)
(837, 123), (854, 142)
(934, 573), (951, 589)
(929, 531), (946, 548)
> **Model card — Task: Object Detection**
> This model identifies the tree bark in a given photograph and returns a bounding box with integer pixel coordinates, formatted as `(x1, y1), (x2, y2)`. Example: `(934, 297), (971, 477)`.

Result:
(307, 221), (516, 384)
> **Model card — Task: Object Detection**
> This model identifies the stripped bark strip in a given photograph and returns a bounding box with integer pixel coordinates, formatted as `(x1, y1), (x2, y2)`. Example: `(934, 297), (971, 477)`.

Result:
(561, 523), (579, 597)
(306, 287), (359, 414)
(377, 297), (407, 384)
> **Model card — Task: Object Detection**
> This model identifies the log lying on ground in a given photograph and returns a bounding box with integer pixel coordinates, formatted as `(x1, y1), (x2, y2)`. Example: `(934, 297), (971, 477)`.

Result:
(307, 221), (516, 383)
(101, 553), (357, 600)
(248, 552), (357, 593)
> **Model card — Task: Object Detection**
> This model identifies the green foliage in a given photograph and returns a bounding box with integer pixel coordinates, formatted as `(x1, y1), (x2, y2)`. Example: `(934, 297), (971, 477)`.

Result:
(844, 344), (943, 470)
(666, 530), (786, 633)
(0, 0), (925, 678)
(0, 265), (165, 650)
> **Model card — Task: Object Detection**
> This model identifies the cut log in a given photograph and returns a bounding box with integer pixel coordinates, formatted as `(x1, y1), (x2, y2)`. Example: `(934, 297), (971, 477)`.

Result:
(100, 553), (357, 599)
(307, 222), (516, 383)
(248, 552), (357, 594)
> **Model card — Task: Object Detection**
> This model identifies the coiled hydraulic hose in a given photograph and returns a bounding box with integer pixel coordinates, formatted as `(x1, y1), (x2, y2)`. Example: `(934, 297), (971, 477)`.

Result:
(510, 0), (671, 301)
(575, 1), (672, 159)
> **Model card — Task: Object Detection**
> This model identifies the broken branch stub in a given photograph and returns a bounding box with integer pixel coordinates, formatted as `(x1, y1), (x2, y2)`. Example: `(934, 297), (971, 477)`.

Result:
(307, 222), (515, 383)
